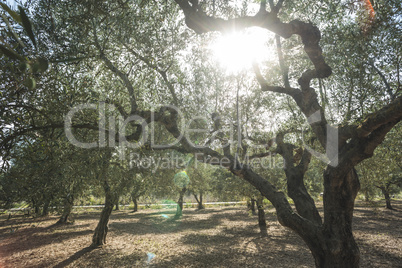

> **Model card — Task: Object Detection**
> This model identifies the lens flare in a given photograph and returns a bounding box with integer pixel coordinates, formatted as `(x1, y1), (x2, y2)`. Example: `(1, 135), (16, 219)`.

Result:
(364, 0), (375, 19)
(173, 171), (190, 188)
(358, 0), (375, 34)
(147, 252), (156, 263)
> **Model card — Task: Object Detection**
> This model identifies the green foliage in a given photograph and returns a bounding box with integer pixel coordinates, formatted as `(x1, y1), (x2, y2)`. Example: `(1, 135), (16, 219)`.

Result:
(358, 124), (402, 201)
(18, 6), (36, 48)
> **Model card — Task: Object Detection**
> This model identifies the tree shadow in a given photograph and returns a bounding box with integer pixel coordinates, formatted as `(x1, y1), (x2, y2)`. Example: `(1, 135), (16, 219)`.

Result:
(110, 211), (224, 235)
(353, 203), (401, 237)
(357, 237), (402, 267)
(157, 228), (313, 267)
(53, 246), (96, 268)
(0, 227), (93, 254)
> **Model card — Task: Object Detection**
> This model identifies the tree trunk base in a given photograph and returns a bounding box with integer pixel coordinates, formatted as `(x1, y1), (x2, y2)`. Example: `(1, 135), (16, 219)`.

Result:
(92, 199), (114, 246)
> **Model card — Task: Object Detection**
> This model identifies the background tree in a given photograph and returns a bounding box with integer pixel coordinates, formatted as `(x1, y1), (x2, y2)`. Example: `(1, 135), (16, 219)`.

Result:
(358, 125), (402, 208)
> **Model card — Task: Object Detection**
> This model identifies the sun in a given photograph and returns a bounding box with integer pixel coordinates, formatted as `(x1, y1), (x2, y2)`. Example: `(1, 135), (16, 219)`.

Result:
(210, 27), (273, 74)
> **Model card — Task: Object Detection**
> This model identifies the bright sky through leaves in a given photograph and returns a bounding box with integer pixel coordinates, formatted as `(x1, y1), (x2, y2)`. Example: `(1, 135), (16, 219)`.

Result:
(5, 0), (25, 9)
(210, 27), (274, 74)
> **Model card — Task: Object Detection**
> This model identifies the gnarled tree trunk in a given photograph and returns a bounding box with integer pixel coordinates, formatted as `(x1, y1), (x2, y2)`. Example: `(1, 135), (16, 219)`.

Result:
(242, 166), (361, 267)
(308, 169), (360, 267)
(92, 184), (115, 246)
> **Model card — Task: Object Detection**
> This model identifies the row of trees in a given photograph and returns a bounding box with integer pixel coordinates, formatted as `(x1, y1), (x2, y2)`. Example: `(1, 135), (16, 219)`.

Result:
(2, 136), (397, 215)
(1, 0), (401, 267)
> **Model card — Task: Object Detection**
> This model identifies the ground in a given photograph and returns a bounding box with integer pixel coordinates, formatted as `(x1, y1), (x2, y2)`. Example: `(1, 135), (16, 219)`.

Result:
(0, 200), (401, 267)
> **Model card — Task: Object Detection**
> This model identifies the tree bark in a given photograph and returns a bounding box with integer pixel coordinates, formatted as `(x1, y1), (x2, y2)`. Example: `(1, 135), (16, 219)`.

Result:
(314, 169), (360, 267)
(114, 200), (120, 211)
(256, 197), (268, 237)
(92, 150), (114, 246)
(92, 187), (115, 246)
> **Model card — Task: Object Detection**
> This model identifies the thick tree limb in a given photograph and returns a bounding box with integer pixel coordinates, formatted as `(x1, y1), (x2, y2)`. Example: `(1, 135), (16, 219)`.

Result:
(253, 62), (328, 147)
(248, 151), (276, 160)
(340, 95), (402, 140)
(276, 132), (322, 224)
(355, 95), (402, 138)
(235, 166), (322, 242)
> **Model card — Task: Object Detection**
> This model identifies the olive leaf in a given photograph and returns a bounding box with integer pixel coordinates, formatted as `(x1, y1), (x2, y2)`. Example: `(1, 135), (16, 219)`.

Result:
(0, 44), (25, 61)
(0, 3), (22, 24)
(18, 6), (36, 48)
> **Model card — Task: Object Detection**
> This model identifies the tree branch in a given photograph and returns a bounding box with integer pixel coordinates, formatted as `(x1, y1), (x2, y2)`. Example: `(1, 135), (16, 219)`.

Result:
(253, 62), (301, 97)
(98, 53), (138, 113)
(235, 166), (321, 239)
(92, 22), (137, 113)
(368, 61), (394, 100)
(123, 44), (179, 106)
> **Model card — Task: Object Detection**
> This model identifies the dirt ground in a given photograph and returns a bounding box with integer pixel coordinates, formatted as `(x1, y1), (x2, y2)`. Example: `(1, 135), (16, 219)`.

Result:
(0, 200), (400, 268)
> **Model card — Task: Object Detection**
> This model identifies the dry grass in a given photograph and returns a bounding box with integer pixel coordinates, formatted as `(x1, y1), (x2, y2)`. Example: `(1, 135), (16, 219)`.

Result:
(0, 200), (401, 267)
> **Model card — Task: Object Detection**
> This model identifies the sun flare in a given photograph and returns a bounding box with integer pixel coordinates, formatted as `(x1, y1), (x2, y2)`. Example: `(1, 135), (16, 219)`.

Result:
(210, 27), (273, 73)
